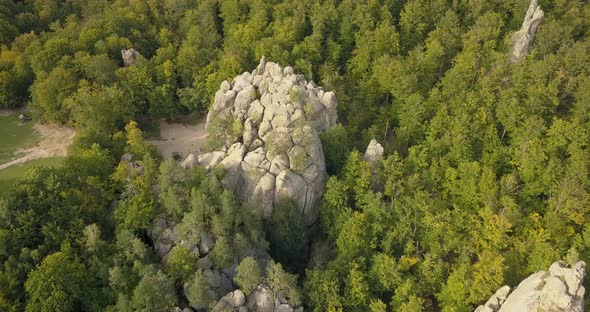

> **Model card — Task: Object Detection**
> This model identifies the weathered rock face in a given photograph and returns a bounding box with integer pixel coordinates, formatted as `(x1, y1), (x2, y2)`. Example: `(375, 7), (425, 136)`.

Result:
(363, 139), (384, 163)
(475, 261), (586, 312)
(212, 284), (302, 312)
(510, 0), (544, 62)
(192, 57), (338, 225)
(121, 48), (139, 66)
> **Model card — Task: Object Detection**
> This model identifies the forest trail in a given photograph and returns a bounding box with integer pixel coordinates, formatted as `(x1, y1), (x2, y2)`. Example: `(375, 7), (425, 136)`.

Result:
(0, 124), (75, 171)
(148, 120), (208, 159)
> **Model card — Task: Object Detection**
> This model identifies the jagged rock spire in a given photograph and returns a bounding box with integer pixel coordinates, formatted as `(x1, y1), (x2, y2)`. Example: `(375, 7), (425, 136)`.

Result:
(510, 0), (544, 62)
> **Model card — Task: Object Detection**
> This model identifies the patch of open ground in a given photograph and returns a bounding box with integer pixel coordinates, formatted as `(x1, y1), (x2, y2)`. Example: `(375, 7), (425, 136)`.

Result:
(0, 124), (75, 171)
(0, 108), (26, 117)
(0, 114), (38, 164)
(0, 157), (64, 194)
(148, 119), (208, 159)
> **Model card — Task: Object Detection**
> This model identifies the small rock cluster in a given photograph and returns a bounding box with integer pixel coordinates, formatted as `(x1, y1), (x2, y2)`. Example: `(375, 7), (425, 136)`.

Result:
(510, 0), (544, 62)
(212, 284), (302, 312)
(149, 216), (250, 309)
(475, 261), (586, 312)
(183, 57), (338, 225)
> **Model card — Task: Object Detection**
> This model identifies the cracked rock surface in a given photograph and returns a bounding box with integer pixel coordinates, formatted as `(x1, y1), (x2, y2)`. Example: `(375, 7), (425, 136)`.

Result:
(186, 57), (338, 225)
(475, 261), (586, 312)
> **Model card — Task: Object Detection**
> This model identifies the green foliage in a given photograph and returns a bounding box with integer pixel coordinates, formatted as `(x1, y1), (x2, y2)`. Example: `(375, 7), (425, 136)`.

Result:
(24, 250), (87, 312)
(234, 257), (262, 296)
(304, 269), (343, 312)
(130, 269), (177, 312)
(30, 66), (78, 123)
(266, 261), (302, 306)
(320, 124), (351, 175)
(319, 177), (351, 241)
(205, 115), (236, 150)
(265, 200), (308, 273)
(289, 86), (301, 103)
(209, 235), (234, 268)
(184, 270), (213, 309)
(166, 245), (197, 281)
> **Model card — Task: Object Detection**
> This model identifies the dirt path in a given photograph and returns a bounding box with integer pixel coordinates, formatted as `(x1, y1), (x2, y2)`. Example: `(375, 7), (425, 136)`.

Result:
(148, 120), (208, 159)
(0, 124), (76, 170)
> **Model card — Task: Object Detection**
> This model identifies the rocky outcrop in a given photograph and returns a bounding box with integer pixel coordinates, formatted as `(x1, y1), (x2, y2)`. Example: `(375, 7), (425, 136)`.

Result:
(148, 215), (267, 307)
(188, 57), (338, 225)
(363, 139), (384, 163)
(510, 0), (544, 62)
(475, 261), (586, 312)
(212, 284), (302, 312)
(121, 48), (139, 66)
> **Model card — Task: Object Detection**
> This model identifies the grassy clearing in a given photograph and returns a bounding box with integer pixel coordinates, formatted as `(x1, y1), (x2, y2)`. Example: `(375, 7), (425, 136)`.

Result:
(0, 115), (39, 164)
(0, 157), (64, 194)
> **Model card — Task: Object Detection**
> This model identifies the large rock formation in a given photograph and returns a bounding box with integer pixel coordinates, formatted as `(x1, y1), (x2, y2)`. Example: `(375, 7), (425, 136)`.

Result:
(186, 57), (338, 225)
(510, 0), (544, 62)
(475, 261), (586, 312)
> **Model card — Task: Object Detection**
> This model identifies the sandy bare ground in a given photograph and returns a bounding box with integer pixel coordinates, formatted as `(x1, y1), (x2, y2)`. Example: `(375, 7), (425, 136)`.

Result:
(0, 124), (76, 170)
(148, 120), (208, 159)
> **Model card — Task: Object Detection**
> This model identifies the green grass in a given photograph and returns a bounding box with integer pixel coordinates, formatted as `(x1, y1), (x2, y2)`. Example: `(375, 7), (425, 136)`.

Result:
(0, 157), (64, 194)
(0, 115), (39, 164)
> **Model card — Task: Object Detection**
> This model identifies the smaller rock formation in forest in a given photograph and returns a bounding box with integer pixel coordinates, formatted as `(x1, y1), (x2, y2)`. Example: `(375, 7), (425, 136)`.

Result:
(510, 0), (544, 62)
(475, 260), (586, 312)
(183, 57), (338, 225)
(363, 139), (384, 163)
(121, 48), (139, 66)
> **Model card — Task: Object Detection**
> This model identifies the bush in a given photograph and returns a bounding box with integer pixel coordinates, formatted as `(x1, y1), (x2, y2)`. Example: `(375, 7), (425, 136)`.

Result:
(234, 257), (262, 295)
(320, 124), (351, 175)
(265, 200), (308, 273)
(185, 270), (213, 309)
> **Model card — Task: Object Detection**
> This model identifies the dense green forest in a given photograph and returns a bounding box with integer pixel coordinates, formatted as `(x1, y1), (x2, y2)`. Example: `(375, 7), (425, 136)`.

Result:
(0, 0), (589, 311)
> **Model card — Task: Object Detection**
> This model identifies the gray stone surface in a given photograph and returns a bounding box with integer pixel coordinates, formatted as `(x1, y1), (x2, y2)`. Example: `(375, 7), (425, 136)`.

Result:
(180, 153), (197, 169)
(199, 232), (215, 255)
(206, 281), (304, 312)
(363, 139), (384, 163)
(203, 57), (338, 225)
(511, 0), (544, 62)
(121, 48), (139, 66)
